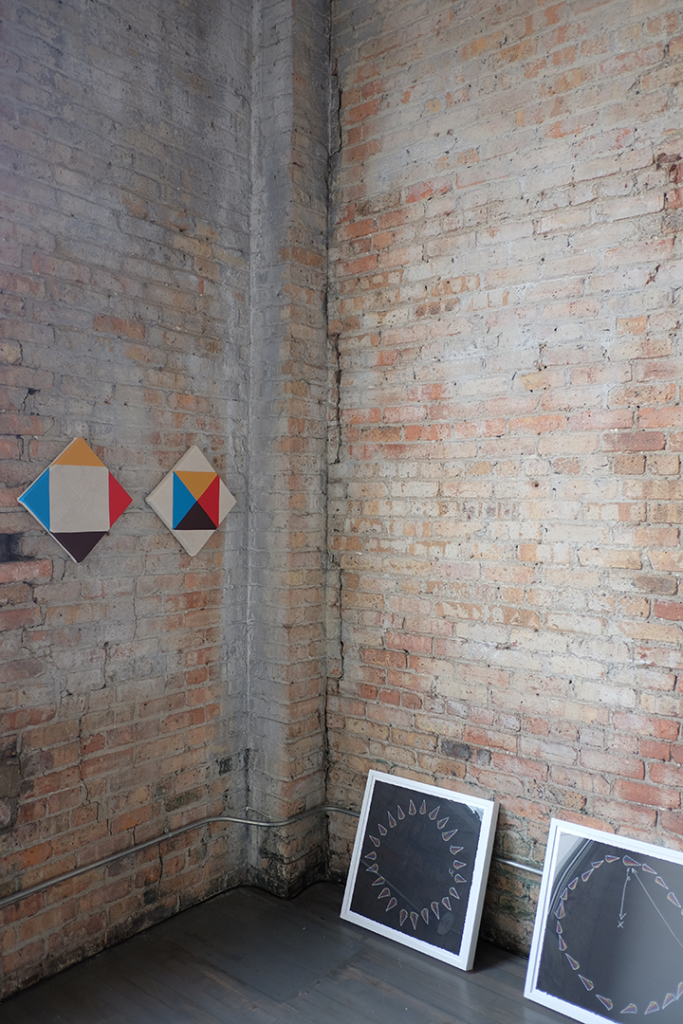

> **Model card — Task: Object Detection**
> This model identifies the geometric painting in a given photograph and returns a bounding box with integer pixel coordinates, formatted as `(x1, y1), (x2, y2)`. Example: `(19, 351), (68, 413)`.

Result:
(17, 437), (132, 563)
(340, 770), (499, 971)
(145, 445), (236, 556)
(525, 818), (683, 1024)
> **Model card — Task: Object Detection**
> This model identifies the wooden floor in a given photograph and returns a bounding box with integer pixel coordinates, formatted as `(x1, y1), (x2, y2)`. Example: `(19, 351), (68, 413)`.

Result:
(2, 882), (568, 1024)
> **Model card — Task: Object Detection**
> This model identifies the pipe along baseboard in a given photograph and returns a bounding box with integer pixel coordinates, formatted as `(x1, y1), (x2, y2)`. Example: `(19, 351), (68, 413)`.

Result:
(0, 804), (541, 911)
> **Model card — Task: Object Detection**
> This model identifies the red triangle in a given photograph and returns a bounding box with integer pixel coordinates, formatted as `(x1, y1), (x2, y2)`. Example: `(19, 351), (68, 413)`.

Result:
(196, 474), (220, 526)
(108, 473), (132, 526)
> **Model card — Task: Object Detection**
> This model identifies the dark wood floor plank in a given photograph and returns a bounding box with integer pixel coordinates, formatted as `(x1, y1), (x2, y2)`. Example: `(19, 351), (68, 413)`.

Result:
(0, 1003), (44, 1024)
(355, 941), (568, 1024)
(294, 981), (400, 1024)
(72, 950), (193, 1024)
(112, 936), (280, 1024)
(153, 886), (364, 1003)
(109, 960), (223, 1024)
(342, 959), (494, 1023)
(2, 882), (567, 1024)
(127, 929), (327, 1024)
(310, 961), (463, 1024)
(4, 950), (170, 1024)
(197, 965), (285, 1024)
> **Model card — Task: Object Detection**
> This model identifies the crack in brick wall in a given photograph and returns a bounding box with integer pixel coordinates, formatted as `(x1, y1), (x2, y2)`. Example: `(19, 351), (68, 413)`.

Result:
(327, 0), (683, 955)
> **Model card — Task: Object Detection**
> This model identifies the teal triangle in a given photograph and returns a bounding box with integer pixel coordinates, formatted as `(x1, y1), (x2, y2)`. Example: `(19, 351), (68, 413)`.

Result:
(172, 472), (196, 529)
(20, 469), (51, 530)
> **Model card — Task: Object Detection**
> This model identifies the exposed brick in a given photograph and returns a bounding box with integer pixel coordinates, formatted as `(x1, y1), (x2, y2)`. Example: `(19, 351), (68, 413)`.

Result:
(603, 431), (667, 452)
(1, 0), (330, 1001)
(327, 0), (683, 967)
(613, 779), (680, 809)
(0, 561), (53, 585)
(92, 315), (146, 341)
(654, 601), (683, 621)
(4, 0), (683, 999)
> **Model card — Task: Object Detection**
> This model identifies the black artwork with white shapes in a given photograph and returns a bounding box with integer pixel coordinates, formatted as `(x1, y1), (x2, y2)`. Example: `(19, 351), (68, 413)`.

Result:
(349, 777), (483, 958)
(537, 838), (683, 1020)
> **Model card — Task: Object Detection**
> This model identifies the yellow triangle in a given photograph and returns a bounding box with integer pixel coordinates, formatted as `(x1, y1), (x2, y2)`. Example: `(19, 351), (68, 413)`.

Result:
(176, 470), (217, 500)
(52, 437), (105, 468)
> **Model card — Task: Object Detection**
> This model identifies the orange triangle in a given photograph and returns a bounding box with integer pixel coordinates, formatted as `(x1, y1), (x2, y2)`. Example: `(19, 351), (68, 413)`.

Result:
(176, 470), (217, 501)
(53, 437), (105, 468)
(197, 474), (220, 526)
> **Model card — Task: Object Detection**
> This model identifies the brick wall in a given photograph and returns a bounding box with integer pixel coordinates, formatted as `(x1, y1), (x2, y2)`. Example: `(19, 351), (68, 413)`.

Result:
(5, 0), (683, 997)
(245, 0), (330, 894)
(328, 0), (683, 952)
(0, 0), (330, 999)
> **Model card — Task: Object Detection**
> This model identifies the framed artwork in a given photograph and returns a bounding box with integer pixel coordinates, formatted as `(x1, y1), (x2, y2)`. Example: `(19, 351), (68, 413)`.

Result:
(146, 446), (236, 556)
(525, 818), (683, 1023)
(340, 770), (498, 971)
(17, 437), (132, 562)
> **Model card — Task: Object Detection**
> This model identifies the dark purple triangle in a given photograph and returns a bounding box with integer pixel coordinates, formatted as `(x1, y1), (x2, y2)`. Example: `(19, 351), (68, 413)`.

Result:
(52, 532), (107, 562)
(175, 501), (216, 532)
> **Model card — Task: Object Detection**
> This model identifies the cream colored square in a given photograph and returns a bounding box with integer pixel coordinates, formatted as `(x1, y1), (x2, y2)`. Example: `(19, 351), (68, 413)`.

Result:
(49, 465), (110, 533)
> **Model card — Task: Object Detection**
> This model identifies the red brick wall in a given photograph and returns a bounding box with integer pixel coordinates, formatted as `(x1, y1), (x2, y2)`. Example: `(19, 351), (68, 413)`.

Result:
(0, 0), (330, 999)
(5, 0), (683, 995)
(328, 0), (683, 951)
(0, 0), (252, 996)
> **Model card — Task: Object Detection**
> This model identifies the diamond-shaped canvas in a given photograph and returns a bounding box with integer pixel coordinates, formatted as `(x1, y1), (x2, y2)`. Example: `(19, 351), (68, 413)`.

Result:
(146, 446), (235, 556)
(18, 437), (132, 563)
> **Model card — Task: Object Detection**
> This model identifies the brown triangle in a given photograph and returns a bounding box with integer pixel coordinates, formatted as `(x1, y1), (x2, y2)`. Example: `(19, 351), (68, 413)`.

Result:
(175, 502), (217, 532)
(51, 531), (107, 562)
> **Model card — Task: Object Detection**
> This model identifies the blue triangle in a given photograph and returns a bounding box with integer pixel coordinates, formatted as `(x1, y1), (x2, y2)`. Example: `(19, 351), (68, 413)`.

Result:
(20, 469), (51, 530)
(172, 473), (196, 528)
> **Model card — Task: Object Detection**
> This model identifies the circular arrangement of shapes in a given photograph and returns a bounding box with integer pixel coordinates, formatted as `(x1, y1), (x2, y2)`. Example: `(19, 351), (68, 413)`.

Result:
(349, 779), (482, 957)
(537, 839), (683, 1020)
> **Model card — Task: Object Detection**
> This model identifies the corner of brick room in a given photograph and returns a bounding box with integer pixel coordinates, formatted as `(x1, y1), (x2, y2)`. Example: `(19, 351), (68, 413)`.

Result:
(2, 0), (683, 1001)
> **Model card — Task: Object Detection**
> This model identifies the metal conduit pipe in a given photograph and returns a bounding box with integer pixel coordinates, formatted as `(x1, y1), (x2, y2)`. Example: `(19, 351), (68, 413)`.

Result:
(0, 804), (541, 912)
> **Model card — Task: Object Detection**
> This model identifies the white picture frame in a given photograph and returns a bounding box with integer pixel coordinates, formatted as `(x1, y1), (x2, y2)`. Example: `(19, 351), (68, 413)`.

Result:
(525, 818), (683, 1023)
(340, 770), (499, 971)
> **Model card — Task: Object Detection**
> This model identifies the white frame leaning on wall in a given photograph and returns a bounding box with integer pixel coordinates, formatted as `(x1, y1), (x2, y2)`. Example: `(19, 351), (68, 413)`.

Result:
(525, 818), (683, 1024)
(340, 770), (498, 971)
